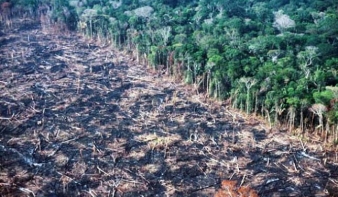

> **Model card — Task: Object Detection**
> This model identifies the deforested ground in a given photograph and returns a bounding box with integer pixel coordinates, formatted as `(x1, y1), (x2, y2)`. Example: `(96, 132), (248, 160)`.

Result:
(0, 18), (337, 197)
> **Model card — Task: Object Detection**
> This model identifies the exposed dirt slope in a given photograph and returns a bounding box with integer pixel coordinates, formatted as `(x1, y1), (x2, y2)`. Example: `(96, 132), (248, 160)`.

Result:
(0, 19), (337, 197)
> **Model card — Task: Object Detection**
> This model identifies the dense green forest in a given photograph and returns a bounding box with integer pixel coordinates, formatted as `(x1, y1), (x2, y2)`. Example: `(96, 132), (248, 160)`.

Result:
(3, 0), (338, 144)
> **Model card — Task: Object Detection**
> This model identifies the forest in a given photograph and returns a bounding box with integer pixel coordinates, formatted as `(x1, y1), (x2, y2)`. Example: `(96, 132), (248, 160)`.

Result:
(58, 0), (338, 143)
(2, 0), (338, 144)
(1, 0), (338, 196)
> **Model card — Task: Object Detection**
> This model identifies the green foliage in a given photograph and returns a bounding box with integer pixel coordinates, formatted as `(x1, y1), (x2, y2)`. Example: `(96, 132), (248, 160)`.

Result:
(313, 90), (334, 105)
(327, 108), (338, 124)
(36, 0), (336, 140)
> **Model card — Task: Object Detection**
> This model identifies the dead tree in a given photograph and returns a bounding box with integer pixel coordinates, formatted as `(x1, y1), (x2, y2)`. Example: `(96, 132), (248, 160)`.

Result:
(310, 103), (327, 139)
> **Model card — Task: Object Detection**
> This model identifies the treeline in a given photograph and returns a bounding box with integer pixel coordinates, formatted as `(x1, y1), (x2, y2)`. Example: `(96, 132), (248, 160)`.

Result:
(2, 0), (338, 144)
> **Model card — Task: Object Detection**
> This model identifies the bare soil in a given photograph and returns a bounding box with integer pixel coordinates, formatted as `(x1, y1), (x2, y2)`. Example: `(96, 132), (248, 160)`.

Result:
(0, 19), (337, 197)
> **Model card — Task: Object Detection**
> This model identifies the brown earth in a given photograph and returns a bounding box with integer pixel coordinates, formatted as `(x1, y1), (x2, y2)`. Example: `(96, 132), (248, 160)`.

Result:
(0, 18), (338, 197)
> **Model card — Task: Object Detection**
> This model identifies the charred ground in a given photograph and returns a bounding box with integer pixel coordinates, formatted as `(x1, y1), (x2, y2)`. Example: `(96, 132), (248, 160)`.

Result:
(0, 19), (337, 196)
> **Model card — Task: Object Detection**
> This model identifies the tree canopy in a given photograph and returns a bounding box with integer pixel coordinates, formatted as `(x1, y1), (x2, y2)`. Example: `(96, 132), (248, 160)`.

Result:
(5, 0), (338, 144)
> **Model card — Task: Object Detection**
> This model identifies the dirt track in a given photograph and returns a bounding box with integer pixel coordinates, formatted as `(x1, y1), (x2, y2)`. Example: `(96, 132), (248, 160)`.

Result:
(0, 19), (337, 196)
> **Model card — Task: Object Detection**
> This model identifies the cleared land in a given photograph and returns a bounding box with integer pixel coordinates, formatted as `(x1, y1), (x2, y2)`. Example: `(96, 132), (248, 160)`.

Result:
(0, 19), (337, 196)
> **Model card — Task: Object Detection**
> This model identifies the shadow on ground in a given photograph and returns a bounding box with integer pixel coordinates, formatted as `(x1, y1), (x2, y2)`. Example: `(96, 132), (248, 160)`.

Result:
(0, 18), (337, 197)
